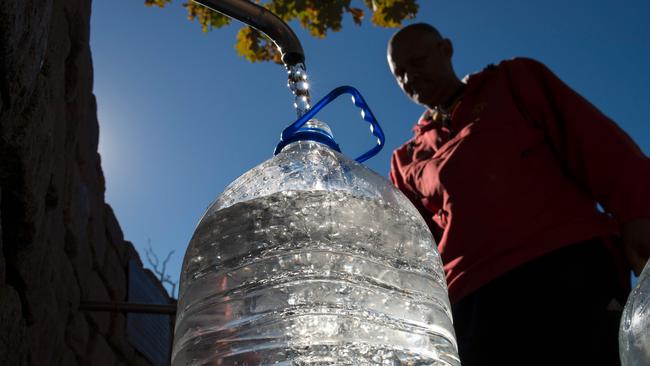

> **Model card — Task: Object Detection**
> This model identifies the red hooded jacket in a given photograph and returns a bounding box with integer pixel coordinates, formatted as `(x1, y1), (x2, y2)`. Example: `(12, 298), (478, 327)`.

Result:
(390, 58), (650, 303)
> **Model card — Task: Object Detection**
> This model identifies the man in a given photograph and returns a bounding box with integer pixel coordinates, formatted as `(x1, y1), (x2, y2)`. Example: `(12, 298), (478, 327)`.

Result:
(387, 23), (650, 365)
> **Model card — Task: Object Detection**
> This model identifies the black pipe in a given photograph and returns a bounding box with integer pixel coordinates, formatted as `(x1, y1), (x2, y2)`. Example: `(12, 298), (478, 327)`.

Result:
(80, 301), (177, 315)
(191, 0), (305, 67)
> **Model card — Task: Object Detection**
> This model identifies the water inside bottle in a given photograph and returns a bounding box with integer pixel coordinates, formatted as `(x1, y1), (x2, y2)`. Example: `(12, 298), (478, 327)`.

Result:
(619, 263), (650, 366)
(173, 190), (459, 366)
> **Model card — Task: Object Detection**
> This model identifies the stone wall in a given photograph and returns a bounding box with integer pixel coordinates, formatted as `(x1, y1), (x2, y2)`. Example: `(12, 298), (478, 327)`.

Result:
(0, 0), (172, 365)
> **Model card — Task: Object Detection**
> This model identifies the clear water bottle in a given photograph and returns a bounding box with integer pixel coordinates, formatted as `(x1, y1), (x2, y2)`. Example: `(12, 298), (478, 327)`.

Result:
(620, 260), (650, 366)
(171, 87), (460, 365)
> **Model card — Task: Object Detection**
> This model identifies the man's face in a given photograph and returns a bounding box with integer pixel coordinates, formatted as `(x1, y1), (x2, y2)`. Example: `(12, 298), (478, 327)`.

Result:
(387, 31), (450, 109)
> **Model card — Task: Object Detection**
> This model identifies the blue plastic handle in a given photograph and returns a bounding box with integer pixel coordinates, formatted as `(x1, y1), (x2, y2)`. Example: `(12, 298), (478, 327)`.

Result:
(275, 85), (385, 163)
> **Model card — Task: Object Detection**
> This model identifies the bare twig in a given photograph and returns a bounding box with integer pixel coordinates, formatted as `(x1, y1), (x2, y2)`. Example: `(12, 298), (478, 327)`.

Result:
(145, 238), (178, 299)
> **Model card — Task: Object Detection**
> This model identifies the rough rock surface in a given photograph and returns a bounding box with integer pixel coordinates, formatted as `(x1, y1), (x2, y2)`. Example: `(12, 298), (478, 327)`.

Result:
(0, 0), (173, 365)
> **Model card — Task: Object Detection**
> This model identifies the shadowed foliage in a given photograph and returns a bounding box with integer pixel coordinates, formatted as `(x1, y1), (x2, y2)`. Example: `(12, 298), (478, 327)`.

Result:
(145, 0), (419, 63)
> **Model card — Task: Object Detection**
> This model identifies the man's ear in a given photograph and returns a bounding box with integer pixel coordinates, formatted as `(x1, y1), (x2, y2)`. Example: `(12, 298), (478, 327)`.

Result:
(439, 38), (454, 59)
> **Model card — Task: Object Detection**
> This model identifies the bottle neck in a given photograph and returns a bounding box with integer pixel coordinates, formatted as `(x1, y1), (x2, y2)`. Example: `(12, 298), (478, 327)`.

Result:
(274, 119), (341, 154)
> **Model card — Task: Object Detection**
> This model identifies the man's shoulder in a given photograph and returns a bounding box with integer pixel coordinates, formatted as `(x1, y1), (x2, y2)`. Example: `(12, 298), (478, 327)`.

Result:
(503, 56), (543, 65)
(492, 57), (551, 77)
(464, 57), (552, 90)
(470, 57), (546, 76)
(462, 57), (543, 87)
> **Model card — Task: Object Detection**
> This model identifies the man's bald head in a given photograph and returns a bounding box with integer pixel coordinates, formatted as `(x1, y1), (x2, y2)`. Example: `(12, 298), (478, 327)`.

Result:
(388, 23), (444, 54)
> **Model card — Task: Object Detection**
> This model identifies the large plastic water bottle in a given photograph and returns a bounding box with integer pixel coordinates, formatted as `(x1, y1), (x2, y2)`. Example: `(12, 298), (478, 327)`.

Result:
(171, 87), (460, 365)
(620, 260), (650, 366)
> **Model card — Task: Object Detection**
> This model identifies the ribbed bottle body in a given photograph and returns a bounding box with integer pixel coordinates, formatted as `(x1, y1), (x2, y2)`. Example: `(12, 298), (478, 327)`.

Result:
(172, 141), (459, 365)
(620, 261), (650, 366)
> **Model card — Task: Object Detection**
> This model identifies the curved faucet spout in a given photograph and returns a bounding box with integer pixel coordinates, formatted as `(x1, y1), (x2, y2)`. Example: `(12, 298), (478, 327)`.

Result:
(191, 0), (305, 67)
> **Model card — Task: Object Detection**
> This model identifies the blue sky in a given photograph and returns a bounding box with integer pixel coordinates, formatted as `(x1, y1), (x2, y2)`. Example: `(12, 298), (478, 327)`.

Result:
(91, 0), (649, 296)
